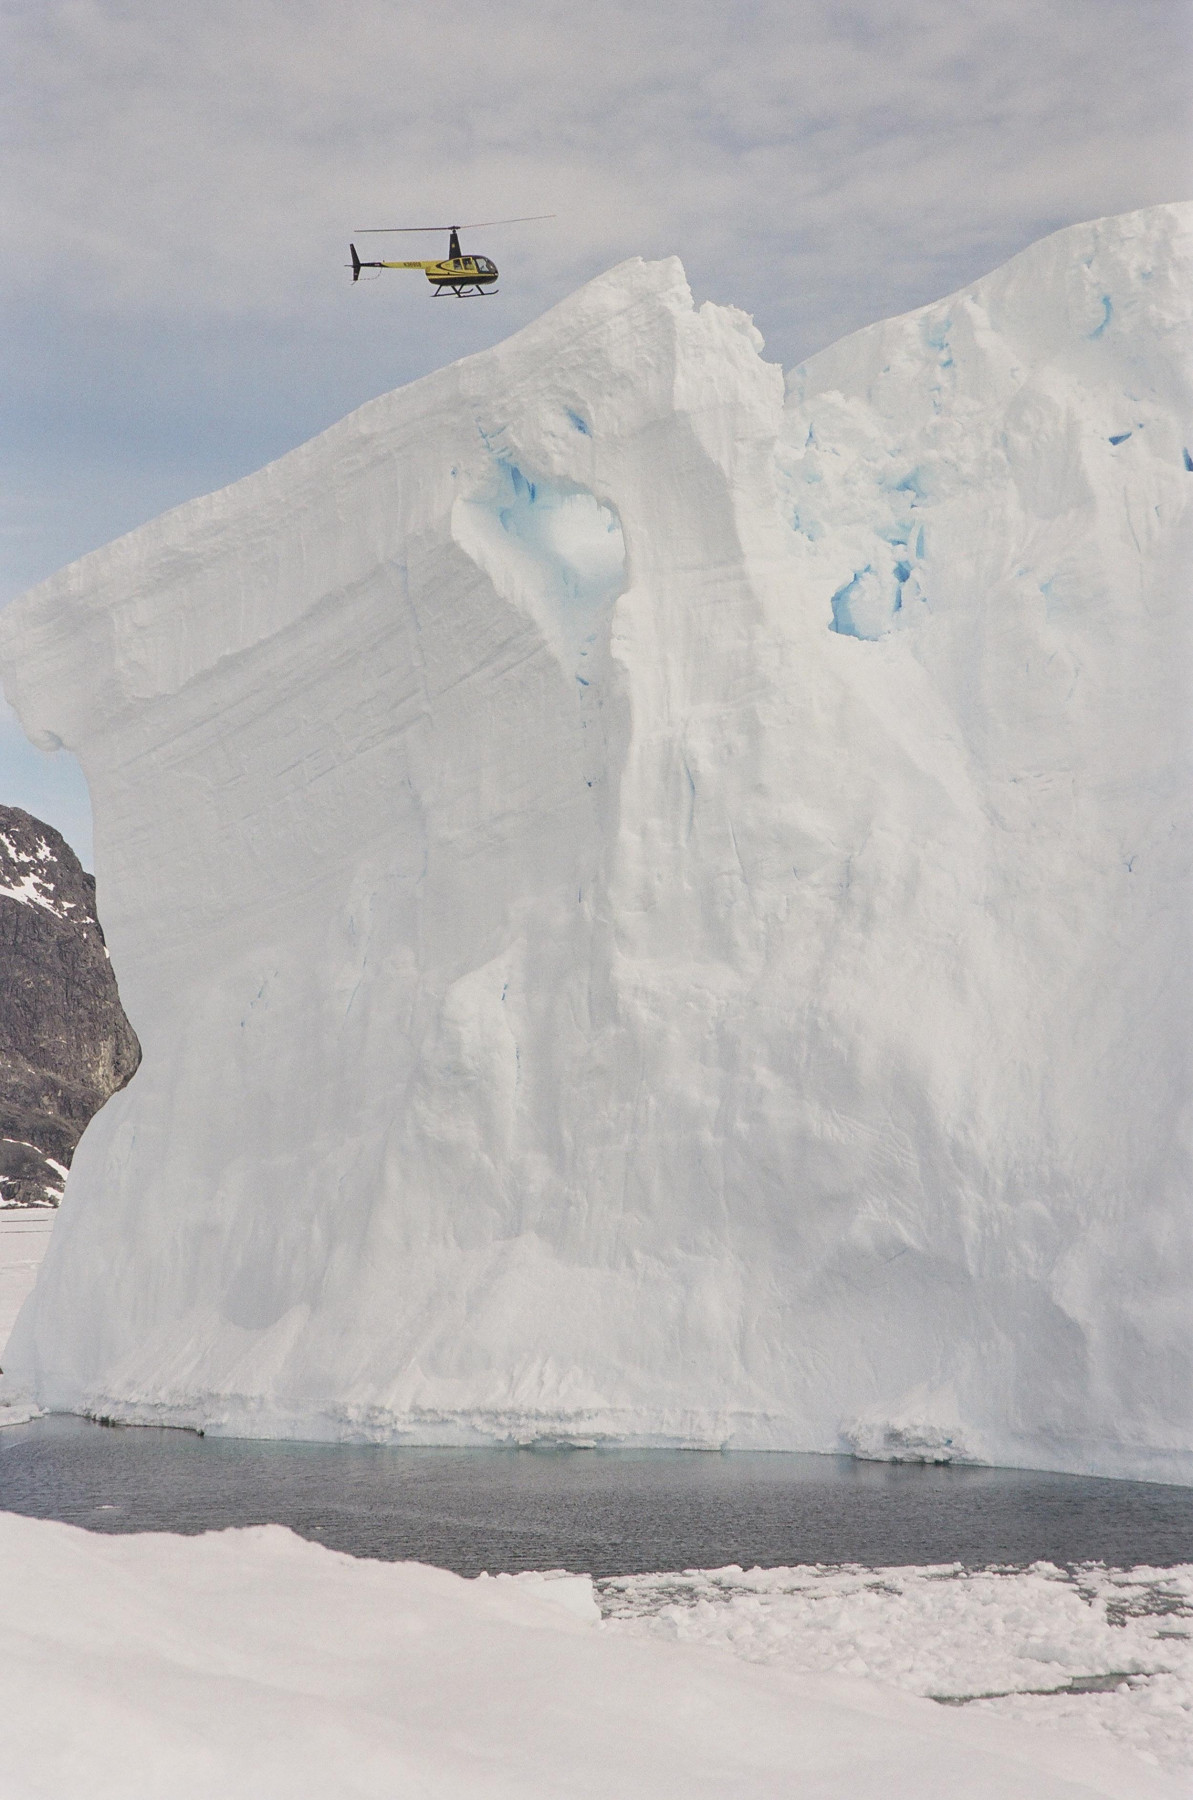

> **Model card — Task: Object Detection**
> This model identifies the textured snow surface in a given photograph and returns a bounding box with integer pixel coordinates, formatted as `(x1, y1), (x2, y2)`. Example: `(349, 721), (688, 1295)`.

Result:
(601, 1561), (1193, 1779)
(0, 204), (1190, 1476)
(0, 1514), (1185, 1799)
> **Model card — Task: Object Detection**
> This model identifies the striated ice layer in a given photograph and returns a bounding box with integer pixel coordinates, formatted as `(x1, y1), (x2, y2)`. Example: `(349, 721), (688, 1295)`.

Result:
(0, 205), (1190, 1477)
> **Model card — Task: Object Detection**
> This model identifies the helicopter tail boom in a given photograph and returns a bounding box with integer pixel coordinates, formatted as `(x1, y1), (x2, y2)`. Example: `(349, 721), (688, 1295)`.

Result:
(347, 244), (428, 278)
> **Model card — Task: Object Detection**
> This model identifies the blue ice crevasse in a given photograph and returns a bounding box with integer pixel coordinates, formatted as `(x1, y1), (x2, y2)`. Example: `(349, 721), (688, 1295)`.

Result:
(1089, 295), (1113, 339)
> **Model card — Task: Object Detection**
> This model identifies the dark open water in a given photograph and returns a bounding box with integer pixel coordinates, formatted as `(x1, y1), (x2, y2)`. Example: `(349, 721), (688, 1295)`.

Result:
(2, 1415), (1191, 1575)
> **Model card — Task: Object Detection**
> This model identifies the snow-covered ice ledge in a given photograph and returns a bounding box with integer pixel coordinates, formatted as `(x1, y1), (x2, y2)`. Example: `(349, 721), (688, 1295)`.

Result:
(1, 206), (1190, 1480)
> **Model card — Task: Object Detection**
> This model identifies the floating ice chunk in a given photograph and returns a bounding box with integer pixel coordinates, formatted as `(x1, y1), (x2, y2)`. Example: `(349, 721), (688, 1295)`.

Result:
(843, 1418), (982, 1466)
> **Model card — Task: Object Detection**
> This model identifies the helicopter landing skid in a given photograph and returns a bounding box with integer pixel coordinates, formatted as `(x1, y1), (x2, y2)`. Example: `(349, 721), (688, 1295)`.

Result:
(433, 283), (499, 298)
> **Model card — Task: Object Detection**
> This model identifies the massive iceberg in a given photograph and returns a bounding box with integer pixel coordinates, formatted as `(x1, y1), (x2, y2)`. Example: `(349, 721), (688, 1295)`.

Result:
(1, 204), (1190, 1479)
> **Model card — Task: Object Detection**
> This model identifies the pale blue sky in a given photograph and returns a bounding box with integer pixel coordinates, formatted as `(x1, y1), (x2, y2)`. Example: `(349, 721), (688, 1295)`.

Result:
(2, 0), (1190, 866)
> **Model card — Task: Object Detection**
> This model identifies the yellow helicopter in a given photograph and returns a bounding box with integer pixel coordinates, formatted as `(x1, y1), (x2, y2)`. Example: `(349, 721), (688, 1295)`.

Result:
(349, 216), (553, 297)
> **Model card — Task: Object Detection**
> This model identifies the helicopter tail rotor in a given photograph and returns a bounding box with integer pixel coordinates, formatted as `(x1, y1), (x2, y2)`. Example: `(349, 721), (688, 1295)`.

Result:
(350, 243), (362, 282)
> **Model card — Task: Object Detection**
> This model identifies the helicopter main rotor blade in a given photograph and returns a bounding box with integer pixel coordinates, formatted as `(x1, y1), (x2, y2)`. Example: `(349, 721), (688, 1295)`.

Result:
(458, 214), (555, 229)
(354, 214), (555, 234)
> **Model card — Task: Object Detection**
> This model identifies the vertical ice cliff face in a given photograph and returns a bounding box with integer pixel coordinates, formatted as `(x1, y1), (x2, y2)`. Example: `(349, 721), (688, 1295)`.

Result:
(0, 205), (1189, 1479)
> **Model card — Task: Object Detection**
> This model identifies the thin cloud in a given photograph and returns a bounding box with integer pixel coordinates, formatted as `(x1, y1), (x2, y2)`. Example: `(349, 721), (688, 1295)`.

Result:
(1, 0), (1190, 592)
(2, 0), (1189, 853)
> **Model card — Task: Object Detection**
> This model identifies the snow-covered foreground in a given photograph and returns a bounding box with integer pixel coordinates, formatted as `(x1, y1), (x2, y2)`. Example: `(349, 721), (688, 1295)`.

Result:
(0, 1513), (1186, 1798)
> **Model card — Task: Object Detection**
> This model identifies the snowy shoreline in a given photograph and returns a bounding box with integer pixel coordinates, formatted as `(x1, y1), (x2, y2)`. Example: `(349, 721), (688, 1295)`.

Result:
(0, 1512), (1188, 1796)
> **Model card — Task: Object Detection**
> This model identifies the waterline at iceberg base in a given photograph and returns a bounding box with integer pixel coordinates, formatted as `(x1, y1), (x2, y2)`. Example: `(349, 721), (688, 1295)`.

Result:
(0, 205), (1189, 1479)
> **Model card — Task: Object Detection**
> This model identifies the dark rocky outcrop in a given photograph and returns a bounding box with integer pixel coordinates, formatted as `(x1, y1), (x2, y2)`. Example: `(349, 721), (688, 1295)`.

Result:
(0, 805), (140, 1206)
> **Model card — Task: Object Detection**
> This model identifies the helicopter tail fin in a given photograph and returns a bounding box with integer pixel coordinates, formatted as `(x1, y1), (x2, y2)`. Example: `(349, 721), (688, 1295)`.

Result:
(350, 243), (362, 282)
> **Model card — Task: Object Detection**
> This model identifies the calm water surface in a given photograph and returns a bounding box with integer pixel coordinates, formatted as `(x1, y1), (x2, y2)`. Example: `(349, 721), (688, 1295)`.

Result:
(2, 1415), (1191, 1575)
